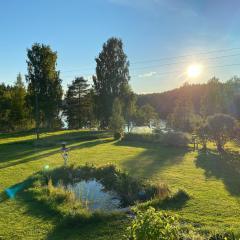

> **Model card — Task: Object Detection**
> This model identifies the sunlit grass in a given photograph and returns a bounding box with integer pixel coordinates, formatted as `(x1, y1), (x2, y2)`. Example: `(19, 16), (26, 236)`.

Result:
(0, 130), (240, 239)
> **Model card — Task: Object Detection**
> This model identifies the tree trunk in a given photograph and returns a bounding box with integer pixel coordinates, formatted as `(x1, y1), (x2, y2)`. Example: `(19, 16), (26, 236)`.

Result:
(127, 121), (130, 133)
(217, 142), (224, 152)
(202, 142), (207, 152)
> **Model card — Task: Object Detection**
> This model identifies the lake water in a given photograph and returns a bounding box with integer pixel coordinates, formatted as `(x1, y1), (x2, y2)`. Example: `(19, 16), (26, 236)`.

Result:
(130, 126), (153, 134)
(124, 120), (167, 134)
(67, 180), (121, 211)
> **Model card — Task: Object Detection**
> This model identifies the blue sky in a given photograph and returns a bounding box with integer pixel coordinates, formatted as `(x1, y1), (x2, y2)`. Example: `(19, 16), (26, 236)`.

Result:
(1, 0), (240, 93)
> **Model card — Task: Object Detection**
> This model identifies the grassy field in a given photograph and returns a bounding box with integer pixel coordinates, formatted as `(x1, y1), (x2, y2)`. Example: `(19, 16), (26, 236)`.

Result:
(0, 130), (240, 239)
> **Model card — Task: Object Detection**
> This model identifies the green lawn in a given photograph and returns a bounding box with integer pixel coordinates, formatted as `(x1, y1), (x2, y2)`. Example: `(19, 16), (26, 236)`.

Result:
(0, 130), (240, 239)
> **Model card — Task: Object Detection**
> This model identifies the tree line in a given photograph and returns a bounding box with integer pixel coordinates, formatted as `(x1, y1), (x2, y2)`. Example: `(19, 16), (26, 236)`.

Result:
(1, 37), (240, 144)
(138, 78), (240, 151)
(0, 38), (157, 136)
(138, 78), (240, 131)
(139, 78), (240, 118)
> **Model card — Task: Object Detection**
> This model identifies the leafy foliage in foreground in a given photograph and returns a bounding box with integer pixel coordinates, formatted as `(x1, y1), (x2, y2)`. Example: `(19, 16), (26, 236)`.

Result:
(125, 207), (202, 240)
(125, 207), (239, 240)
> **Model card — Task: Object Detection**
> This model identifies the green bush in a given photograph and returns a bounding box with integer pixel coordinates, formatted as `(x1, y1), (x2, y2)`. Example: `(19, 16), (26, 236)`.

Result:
(114, 132), (122, 140)
(136, 188), (190, 214)
(123, 131), (190, 148)
(125, 206), (207, 240)
(125, 207), (180, 240)
(209, 233), (238, 240)
(171, 188), (191, 202)
(161, 131), (191, 147)
(123, 133), (160, 143)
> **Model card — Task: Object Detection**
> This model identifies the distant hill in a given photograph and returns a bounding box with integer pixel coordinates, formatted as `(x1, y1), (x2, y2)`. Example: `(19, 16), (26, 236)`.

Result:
(137, 83), (208, 119)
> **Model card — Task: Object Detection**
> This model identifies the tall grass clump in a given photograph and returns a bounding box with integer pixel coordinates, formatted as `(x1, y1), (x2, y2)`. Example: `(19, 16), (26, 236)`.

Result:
(41, 164), (170, 206)
(27, 177), (88, 218)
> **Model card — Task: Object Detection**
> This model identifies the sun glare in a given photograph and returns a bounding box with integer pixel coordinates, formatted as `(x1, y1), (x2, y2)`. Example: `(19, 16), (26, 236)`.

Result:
(187, 64), (202, 78)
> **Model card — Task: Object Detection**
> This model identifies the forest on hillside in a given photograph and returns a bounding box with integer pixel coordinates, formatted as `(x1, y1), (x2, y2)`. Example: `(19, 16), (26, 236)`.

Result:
(137, 78), (240, 120)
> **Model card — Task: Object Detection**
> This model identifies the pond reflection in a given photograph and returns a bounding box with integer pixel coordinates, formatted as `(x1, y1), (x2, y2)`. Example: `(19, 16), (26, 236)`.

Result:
(67, 179), (121, 211)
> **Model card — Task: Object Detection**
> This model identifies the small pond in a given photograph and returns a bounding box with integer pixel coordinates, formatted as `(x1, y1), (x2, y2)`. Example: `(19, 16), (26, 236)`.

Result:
(66, 180), (121, 211)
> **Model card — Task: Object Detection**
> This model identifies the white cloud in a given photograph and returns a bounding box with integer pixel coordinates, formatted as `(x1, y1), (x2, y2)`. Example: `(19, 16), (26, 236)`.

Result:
(138, 71), (157, 78)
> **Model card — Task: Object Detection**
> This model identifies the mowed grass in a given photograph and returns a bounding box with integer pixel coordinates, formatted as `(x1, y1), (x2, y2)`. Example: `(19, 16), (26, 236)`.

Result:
(0, 130), (240, 239)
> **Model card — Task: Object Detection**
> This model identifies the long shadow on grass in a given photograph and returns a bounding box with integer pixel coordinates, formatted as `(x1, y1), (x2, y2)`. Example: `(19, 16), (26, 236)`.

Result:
(116, 141), (189, 179)
(145, 190), (190, 211)
(0, 138), (113, 170)
(45, 213), (127, 240)
(0, 130), (111, 146)
(18, 188), (63, 221)
(0, 130), (111, 163)
(0, 129), (35, 140)
(196, 150), (240, 196)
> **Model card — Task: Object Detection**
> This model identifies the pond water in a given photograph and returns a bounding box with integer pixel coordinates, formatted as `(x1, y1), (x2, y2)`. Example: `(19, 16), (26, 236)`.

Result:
(67, 180), (121, 211)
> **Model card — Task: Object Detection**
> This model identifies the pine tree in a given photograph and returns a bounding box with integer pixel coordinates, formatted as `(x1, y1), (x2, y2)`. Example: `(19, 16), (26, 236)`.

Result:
(0, 84), (12, 131)
(64, 77), (91, 129)
(10, 73), (30, 130)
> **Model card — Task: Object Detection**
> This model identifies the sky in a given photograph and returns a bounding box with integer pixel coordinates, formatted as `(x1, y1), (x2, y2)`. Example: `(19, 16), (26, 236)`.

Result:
(1, 0), (240, 93)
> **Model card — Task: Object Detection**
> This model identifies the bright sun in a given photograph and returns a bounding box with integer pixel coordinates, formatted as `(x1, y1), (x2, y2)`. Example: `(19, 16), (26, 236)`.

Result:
(187, 64), (202, 78)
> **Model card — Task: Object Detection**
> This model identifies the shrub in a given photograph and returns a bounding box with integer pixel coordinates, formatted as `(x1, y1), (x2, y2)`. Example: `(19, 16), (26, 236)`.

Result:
(161, 131), (191, 147)
(209, 232), (238, 240)
(125, 207), (180, 240)
(158, 188), (191, 210)
(142, 188), (191, 212)
(125, 206), (206, 240)
(114, 132), (122, 140)
(123, 133), (159, 143)
(123, 131), (191, 148)
(206, 114), (238, 152)
(172, 188), (190, 202)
